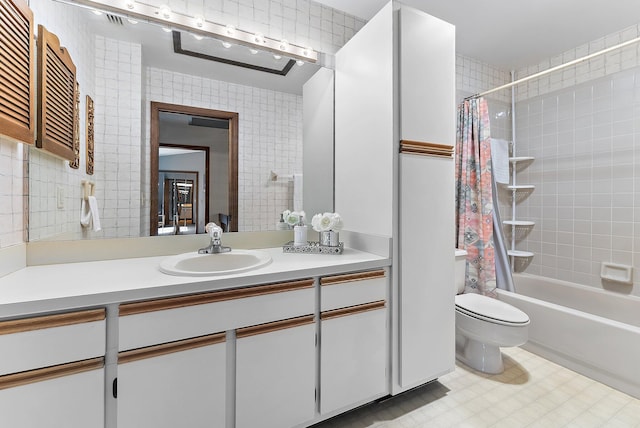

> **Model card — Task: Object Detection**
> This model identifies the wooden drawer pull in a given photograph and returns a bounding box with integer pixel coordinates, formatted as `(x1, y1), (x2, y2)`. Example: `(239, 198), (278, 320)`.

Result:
(0, 357), (104, 391)
(320, 270), (386, 286)
(400, 140), (454, 158)
(321, 301), (386, 321)
(0, 308), (106, 336)
(120, 279), (315, 316)
(237, 315), (315, 339)
(118, 333), (225, 364)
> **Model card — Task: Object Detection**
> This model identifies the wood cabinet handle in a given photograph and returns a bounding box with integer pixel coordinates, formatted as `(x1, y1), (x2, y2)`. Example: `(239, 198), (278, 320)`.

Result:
(0, 308), (105, 335)
(118, 333), (226, 364)
(0, 357), (104, 391)
(119, 279), (314, 316)
(320, 270), (386, 286)
(236, 315), (315, 339)
(321, 301), (386, 321)
(399, 140), (454, 158)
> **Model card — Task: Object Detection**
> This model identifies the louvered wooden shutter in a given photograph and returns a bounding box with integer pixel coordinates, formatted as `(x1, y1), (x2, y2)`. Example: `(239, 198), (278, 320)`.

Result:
(0, 0), (35, 144)
(36, 25), (76, 161)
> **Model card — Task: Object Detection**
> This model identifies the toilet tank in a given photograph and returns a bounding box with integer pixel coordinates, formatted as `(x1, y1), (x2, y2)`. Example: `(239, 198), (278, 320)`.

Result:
(455, 249), (467, 294)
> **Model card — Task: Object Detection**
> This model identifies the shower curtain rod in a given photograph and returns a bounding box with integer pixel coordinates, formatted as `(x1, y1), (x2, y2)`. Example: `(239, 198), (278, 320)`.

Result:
(464, 34), (640, 100)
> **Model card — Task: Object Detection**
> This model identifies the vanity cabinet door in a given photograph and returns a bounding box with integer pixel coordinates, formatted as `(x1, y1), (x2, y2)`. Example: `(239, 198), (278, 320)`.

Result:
(0, 309), (106, 428)
(0, 359), (105, 428)
(117, 333), (226, 428)
(320, 302), (387, 416)
(236, 315), (316, 428)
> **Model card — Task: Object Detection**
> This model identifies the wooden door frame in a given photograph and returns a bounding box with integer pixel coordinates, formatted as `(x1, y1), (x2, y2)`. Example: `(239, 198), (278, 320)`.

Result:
(150, 102), (239, 236)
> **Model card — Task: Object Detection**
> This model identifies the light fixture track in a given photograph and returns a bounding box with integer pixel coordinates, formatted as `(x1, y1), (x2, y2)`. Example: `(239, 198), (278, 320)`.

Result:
(54, 0), (318, 63)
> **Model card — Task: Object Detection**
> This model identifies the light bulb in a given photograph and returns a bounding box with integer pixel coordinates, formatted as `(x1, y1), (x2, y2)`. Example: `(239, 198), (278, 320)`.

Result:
(303, 47), (313, 57)
(222, 41), (232, 48)
(192, 34), (204, 40)
(296, 60), (304, 66)
(91, 9), (103, 15)
(273, 54), (282, 60)
(279, 39), (289, 51)
(161, 27), (171, 33)
(127, 18), (138, 24)
(159, 5), (171, 19)
(249, 48), (259, 55)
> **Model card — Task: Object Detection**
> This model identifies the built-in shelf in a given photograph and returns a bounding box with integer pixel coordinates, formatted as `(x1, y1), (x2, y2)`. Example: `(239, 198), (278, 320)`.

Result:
(507, 250), (534, 258)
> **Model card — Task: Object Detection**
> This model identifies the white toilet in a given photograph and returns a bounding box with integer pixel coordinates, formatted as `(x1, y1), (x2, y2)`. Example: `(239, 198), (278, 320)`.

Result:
(454, 249), (530, 374)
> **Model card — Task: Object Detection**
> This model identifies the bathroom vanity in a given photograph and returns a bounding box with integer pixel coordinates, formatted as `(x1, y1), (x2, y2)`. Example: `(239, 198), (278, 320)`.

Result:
(0, 246), (391, 428)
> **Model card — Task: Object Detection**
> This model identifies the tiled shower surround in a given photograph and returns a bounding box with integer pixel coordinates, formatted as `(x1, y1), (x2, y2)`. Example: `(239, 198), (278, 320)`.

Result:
(513, 66), (640, 296)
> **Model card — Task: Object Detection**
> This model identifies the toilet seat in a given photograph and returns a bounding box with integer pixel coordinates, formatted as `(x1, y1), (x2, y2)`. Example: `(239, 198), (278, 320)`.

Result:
(455, 293), (529, 326)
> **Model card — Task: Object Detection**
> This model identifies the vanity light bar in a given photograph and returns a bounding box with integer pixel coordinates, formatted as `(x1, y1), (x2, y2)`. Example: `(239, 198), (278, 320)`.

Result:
(58, 0), (318, 64)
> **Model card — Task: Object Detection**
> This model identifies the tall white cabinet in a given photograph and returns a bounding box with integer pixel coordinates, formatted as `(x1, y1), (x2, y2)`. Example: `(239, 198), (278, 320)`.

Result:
(335, 1), (456, 395)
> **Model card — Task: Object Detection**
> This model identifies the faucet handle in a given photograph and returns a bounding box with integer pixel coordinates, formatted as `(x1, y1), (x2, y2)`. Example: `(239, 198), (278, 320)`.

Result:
(205, 222), (223, 239)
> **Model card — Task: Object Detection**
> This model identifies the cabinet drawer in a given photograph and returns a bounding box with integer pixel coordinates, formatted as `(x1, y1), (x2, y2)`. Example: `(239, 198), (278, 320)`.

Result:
(119, 279), (315, 351)
(321, 270), (387, 311)
(0, 359), (105, 428)
(0, 309), (106, 375)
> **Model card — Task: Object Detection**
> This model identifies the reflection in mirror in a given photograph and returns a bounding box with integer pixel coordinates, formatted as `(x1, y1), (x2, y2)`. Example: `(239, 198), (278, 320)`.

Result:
(26, 0), (352, 242)
(159, 174), (197, 236)
(151, 103), (238, 236)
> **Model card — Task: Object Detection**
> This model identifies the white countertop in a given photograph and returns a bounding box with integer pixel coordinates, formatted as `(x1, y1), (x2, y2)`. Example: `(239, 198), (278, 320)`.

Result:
(0, 247), (390, 318)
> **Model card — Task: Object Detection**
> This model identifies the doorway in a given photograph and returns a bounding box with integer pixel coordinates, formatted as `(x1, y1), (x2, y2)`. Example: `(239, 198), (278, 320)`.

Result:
(150, 102), (239, 236)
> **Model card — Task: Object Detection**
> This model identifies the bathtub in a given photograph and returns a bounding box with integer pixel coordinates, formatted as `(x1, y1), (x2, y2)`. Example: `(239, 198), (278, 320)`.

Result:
(497, 273), (640, 399)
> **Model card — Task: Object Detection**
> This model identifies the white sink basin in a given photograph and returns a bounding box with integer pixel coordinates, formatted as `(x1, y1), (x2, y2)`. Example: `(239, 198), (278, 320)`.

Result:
(159, 249), (272, 276)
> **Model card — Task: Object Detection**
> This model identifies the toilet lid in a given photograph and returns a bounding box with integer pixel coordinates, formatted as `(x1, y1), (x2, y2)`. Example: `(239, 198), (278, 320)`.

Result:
(455, 293), (529, 325)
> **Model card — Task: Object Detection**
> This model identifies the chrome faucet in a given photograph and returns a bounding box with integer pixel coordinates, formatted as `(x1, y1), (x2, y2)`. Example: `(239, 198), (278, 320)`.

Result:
(198, 222), (232, 254)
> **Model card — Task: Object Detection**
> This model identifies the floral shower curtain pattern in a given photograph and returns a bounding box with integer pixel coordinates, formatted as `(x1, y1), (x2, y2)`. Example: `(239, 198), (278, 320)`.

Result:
(455, 97), (497, 296)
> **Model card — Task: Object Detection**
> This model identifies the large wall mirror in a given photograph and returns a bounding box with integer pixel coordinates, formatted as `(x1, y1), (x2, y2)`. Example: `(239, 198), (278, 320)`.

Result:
(26, 0), (345, 242)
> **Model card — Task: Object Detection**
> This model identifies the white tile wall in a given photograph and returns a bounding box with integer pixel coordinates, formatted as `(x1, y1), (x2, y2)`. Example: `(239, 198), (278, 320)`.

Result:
(512, 24), (640, 296)
(515, 24), (640, 100)
(456, 53), (512, 104)
(0, 137), (25, 249)
(94, 36), (143, 239)
(144, 67), (303, 232)
(28, 0), (97, 242)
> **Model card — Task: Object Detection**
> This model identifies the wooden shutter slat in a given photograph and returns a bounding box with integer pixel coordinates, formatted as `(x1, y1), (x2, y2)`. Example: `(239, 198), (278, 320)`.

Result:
(0, 0), (35, 144)
(0, 0), (29, 35)
(36, 24), (76, 160)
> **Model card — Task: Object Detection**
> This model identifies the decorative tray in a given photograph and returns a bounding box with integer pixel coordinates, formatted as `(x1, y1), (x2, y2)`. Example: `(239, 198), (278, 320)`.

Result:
(282, 241), (344, 254)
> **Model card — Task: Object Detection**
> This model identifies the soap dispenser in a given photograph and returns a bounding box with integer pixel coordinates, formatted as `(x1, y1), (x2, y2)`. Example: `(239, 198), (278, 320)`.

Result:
(293, 221), (308, 246)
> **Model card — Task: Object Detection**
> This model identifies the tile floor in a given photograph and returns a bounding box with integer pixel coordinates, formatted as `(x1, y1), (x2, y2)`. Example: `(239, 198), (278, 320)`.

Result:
(313, 347), (640, 427)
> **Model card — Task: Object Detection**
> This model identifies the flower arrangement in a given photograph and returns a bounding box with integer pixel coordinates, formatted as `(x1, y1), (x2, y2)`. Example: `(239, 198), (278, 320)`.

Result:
(311, 212), (343, 232)
(282, 210), (305, 226)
